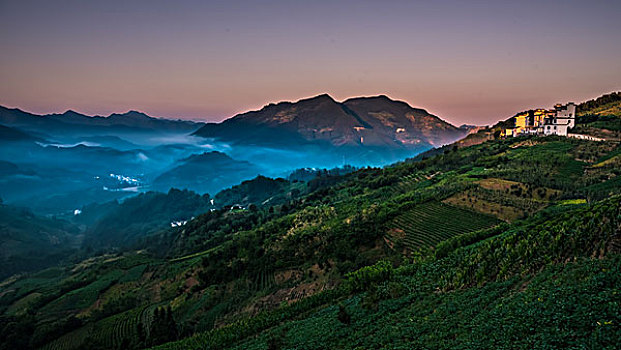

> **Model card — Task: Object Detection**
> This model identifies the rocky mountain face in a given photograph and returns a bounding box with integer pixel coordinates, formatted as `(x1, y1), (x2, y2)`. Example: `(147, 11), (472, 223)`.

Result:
(342, 95), (465, 147)
(193, 94), (466, 149)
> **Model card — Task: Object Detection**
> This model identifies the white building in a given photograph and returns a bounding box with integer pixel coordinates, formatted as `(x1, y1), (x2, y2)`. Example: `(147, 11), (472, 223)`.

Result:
(542, 103), (576, 136)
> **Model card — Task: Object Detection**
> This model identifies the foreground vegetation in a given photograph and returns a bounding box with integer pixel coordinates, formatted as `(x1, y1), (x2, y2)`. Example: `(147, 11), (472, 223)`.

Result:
(155, 196), (620, 349)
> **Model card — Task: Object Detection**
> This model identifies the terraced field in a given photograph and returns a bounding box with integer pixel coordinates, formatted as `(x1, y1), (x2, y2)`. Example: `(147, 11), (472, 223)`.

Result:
(388, 201), (499, 251)
(40, 306), (150, 350)
(252, 270), (276, 291)
(140, 303), (161, 337)
(443, 181), (552, 222)
(39, 324), (94, 350)
(92, 306), (147, 349)
(388, 172), (434, 195)
(40, 270), (124, 312)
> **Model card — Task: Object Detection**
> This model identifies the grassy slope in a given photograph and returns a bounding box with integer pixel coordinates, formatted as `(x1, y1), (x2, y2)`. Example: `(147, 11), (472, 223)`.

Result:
(583, 102), (621, 117)
(577, 92), (621, 117)
(150, 135), (620, 349)
(155, 196), (620, 349)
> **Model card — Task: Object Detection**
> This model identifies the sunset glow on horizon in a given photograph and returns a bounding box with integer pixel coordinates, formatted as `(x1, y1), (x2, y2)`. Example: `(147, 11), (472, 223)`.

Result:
(1, 0), (620, 126)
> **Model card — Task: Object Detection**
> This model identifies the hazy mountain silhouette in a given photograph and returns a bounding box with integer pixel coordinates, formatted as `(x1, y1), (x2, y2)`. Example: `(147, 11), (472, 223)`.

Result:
(153, 151), (261, 195)
(0, 124), (39, 143)
(0, 106), (203, 136)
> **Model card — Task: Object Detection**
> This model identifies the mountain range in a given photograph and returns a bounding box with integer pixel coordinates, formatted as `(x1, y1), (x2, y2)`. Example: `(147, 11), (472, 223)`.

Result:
(1, 95), (466, 152)
(0, 106), (201, 137)
(0, 95), (469, 214)
(194, 94), (465, 155)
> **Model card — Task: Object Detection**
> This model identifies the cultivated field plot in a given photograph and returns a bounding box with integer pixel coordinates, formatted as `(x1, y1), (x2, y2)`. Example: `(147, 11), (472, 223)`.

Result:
(40, 306), (150, 350)
(444, 179), (556, 222)
(388, 201), (499, 251)
(393, 173), (428, 191)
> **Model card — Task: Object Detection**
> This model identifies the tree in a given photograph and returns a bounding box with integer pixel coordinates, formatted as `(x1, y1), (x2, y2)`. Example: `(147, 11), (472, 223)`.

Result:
(0, 315), (35, 350)
(267, 328), (287, 350)
(136, 322), (146, 349)
(337, 304), (351, 325)
(148, 307), (178, 346)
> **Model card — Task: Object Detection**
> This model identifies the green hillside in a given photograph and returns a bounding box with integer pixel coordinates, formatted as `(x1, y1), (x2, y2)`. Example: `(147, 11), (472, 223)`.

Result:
(577, 91), (621, 116)
(1, 131), (620, 350)
(154, 196), (620, 350)
(0, 205), (80, 279)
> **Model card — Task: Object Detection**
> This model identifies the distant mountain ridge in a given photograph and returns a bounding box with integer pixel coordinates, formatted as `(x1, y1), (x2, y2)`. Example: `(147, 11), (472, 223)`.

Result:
(0, 124), (38, 142)
(193, 94), (466, 150)
(0, 106), (203, 135)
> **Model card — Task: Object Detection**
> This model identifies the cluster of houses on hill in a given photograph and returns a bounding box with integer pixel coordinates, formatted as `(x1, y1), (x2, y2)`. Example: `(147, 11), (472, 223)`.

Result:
(502, 102), (576, 137)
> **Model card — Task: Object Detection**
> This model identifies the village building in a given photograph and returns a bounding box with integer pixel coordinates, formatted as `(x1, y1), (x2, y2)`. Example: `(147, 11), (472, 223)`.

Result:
(542, 103), (576, 136)
(505, 102), (576, 137)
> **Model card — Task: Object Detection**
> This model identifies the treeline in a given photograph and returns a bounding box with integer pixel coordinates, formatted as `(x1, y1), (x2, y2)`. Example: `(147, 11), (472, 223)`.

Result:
(214, 175), (290, 206)
(288, 165), (357, 182)
(578, 91), (621, 113)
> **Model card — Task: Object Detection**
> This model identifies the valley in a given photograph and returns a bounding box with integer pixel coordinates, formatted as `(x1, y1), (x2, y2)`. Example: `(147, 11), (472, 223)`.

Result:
(0, 94), (466, 216)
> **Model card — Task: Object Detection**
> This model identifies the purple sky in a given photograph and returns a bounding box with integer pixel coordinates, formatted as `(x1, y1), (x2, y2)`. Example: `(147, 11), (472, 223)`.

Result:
(1, 0), (620, 126)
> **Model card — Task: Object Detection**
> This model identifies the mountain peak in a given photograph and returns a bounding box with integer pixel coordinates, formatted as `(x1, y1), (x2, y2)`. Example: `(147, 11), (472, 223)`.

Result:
(183, 151), (232, 163)
(301, 93), (336, 103)
(343, 94), (402, 104)
(315, 93), (334, 100)
(127, 110), (147, 115)
(109, 110), (152, 119)
(61, 110), (88, 117)
(362, 94), (392, 100)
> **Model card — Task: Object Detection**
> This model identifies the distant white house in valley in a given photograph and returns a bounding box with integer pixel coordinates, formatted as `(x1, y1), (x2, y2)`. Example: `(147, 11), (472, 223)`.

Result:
(170, 220), (187, 227)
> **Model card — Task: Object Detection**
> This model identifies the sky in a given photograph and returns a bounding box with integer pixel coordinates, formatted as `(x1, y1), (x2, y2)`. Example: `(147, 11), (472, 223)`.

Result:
(1, 0), (620, 126)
